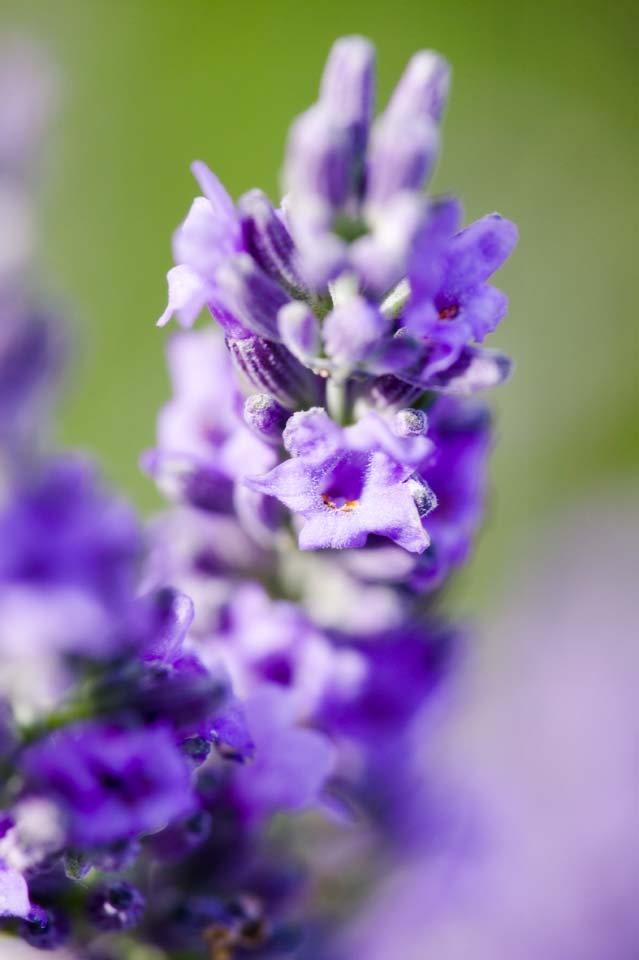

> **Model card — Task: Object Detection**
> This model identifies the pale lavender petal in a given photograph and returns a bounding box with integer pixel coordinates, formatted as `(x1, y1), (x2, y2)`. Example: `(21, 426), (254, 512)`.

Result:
(157, 265), (211, 328)
(323, 296), (391, 365)
(190, 160), (236, 224)
(0, 866), (30, 918)
(278, 301), (321, 362)
(172, 196), (236, 276)
(246, 458), (319, 515)
(352, 192), (427, 295)
(283, 408), (343, 465)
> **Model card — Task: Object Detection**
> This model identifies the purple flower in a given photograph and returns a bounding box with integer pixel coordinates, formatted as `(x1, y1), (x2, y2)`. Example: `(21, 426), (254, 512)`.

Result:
(195, 582), (366, 719)
(247, 408), (434, 551)
(0, 455), (140, 611)
(142, 329), (276, 510)
(232, 686), (336, 818)
(18, 905), (70, 951)
(87, 881), (145, 931)
(0, 299), (64, 456)
(20, 723), (195, 847)
(402, 211), (518, 356)
(319, 619), (453, 741)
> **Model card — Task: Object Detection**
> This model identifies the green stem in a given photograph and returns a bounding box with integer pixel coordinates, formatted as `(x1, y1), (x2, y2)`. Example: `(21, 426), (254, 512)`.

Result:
(326, 377), (348, 425)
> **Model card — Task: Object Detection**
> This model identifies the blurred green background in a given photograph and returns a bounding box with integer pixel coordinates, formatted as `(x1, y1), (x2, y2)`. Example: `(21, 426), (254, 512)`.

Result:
(2, 0), (637, 611)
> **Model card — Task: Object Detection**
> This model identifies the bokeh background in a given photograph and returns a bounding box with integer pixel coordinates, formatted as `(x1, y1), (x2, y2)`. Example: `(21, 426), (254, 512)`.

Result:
(1, 0), (637, 615)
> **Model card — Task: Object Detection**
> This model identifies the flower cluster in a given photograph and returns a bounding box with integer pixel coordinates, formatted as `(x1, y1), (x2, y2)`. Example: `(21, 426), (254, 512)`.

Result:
(1, 35), (515, 960)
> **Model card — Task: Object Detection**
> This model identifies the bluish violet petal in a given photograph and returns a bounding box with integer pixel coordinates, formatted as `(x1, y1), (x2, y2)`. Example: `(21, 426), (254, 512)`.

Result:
(366, 115), (440, 207)
(227, 335), (322, 409)
(238, 189), (305, 294)
(319, 35), (376, 148)
(387, 50), (451, 124)
(323, 296), (391, 365)
(407, 195), (464, 301)
(190, 160), (236, 224)
(157, 265), (211, 328)
(0, 866), (30, 918)
(215, 253), (290, 341)
(282, 408), (343, 465)
(443, 214), (519, 295)
(396, 329), (465, 382)
(366, 331), (425, 376)
(285, 105), (356, 208)
(243, 394), (290, 443)
(420, 345), (513, 394)
(460, 284), (509, 341)
(278, 301), (321, 362)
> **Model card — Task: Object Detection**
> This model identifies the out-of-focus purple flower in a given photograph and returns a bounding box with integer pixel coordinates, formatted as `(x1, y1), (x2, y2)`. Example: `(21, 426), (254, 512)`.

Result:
(319, 620), (453, 742)
(142, 329), (276, 510)
(0, 298), (65, 458)
(86, 881), (145, 932)
(18, 905), (70, 951)
(0, 455), (140, 610)
(195, 582), (366, 719)
(248, 409), (435, 551)
(232, 687), (336, 818)
(20, 723), (195, 847)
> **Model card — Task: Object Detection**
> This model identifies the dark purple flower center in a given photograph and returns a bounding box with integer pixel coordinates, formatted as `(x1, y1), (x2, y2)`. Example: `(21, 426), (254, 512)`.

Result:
(321, 455), (367, 511)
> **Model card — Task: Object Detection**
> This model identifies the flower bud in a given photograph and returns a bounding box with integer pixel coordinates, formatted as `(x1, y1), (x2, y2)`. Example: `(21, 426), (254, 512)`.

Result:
(393, 408), (429, 437)
(238, 189), (305, 295)
(227, 335), (322, 409)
